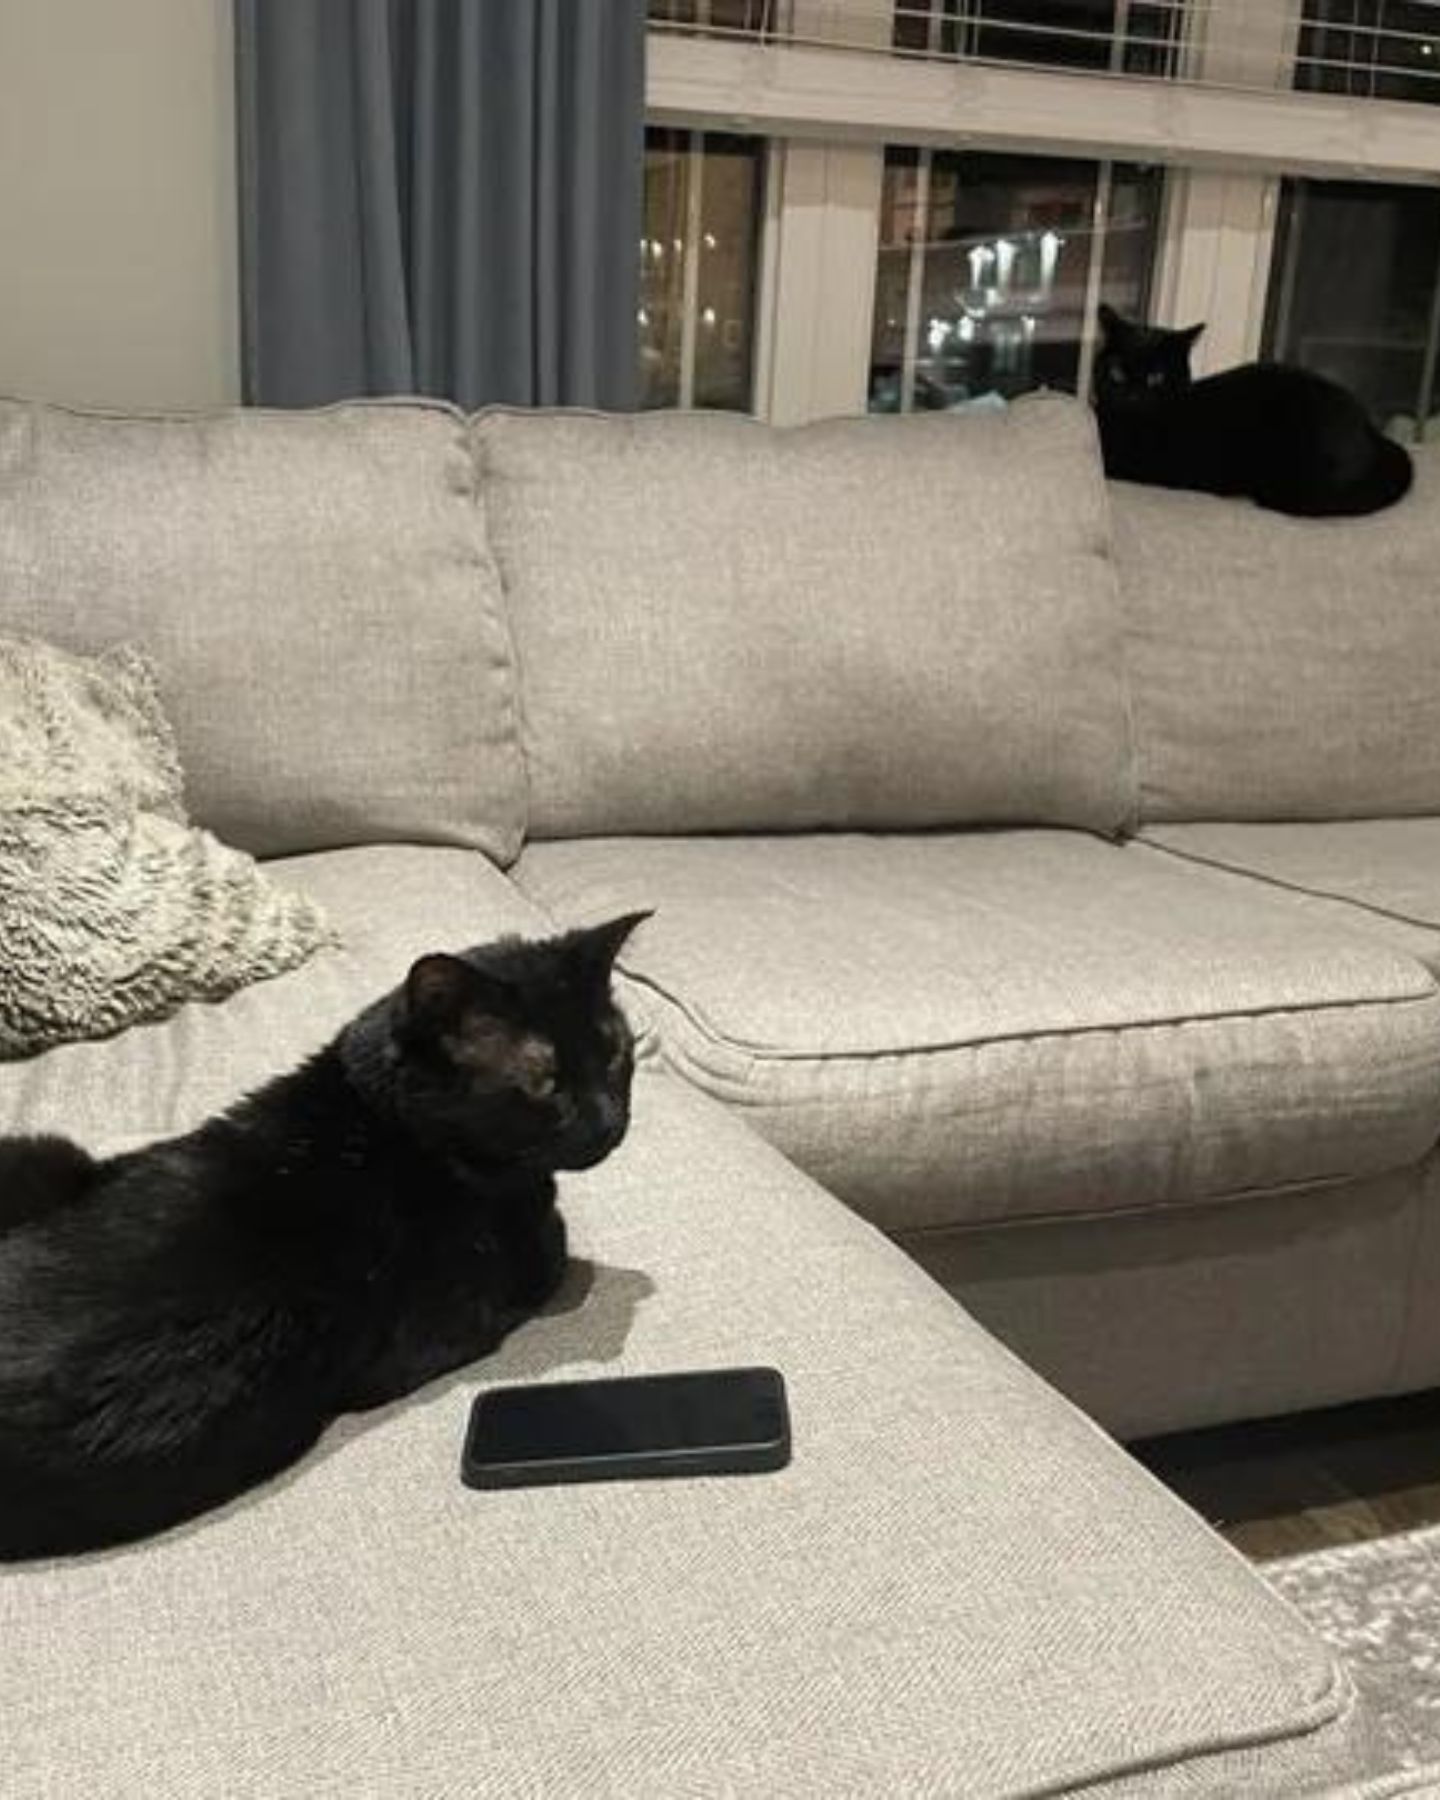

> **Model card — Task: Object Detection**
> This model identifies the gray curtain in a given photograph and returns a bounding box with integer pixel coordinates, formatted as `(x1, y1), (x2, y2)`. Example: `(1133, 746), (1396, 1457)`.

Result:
(235, 0), (646, 409)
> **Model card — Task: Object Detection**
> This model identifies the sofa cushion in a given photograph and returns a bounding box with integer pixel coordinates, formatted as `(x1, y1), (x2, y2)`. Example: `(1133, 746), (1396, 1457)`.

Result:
(1, 1067), (1385, 1797)
(1143, 820), (1440, 973)
(1112, 446), (1440, 822)
(515, 831), (1440, 1233)
(474, 395), (1136, 839)
(0, 845), (546, 1153)
(0, 398), (524, 861)
(911, 1161), (1440, 1442)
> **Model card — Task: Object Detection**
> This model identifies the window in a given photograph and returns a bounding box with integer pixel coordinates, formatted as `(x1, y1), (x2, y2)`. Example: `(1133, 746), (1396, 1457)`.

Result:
(1265, 177), (1440, 429)
(894, 0), (1182, 76)
(645, 3), (1440, 425)
(1296, 2), (1440, 104)
(648, 0), (773, 33)
(640, 129), (764, 410)
(870, 149), (1163, 411)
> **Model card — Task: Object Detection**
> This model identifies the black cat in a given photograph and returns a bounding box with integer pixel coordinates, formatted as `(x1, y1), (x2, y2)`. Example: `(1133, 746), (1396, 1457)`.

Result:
(0, 913), (647, 1561)
(1094, 305), (1413, 517)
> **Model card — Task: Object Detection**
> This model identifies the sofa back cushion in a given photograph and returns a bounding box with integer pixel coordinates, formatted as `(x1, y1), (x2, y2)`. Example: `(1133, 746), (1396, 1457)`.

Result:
(0, 399), (524, 861)
(475, 396), (1136, 838)
(1113, 448), (1440, 822)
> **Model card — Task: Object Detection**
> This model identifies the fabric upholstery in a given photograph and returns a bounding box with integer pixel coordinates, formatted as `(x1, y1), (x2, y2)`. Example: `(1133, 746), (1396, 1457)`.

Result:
(0, 1068), (1381, 1797)
(1143, 821), (1440, 971)
(0, 845), (546, 1155)
(1112, 446), (1440, 822)
(515, 831), (1440, 1232)
(476, 395), (1137, 838)
(907, 1157), (1440, 1441)
(0, 398), (524, 860)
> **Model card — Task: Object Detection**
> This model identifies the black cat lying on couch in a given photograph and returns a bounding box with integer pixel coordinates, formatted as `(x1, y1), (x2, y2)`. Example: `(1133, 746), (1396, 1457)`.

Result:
(0, 914), (647, 1561)
(1094, 304), (1412, 517)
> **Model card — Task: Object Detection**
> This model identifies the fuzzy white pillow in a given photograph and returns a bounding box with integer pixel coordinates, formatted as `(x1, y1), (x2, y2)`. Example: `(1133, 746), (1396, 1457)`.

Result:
(0, 635), (334, 1057)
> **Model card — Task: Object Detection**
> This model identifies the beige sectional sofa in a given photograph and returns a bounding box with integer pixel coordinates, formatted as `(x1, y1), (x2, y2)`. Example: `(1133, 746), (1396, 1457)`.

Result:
(2, 392), (1438, 1796)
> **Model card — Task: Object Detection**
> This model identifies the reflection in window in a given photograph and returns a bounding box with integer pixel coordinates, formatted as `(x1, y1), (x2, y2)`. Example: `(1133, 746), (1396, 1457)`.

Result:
(869, 149), (1163, 412)
(1296, 2), (1440, 105)
(641, 130), (763, 411)
(647, 0), (774, 35)
(894, 0), (1182, 77)
(1265, 178), (1440, 433)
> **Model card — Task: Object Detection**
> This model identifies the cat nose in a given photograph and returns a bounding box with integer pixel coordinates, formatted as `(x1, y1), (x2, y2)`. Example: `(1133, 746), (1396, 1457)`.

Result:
(591, 1097), (622, 1140)
(554, 1100), (629, 1171)
(588, 1096), (628, 1150)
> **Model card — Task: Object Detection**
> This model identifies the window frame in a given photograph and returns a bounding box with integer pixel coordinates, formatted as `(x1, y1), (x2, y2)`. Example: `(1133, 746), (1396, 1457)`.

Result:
(642, 126), (768, 411)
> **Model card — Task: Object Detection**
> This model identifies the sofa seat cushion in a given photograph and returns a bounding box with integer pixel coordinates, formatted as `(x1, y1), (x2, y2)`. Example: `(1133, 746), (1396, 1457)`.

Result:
(1144, 822), (1440, 974)
(515, 832), (1440, 1234)
(0, 845), (546, 1153)
(2, 1069), (1385, 1797)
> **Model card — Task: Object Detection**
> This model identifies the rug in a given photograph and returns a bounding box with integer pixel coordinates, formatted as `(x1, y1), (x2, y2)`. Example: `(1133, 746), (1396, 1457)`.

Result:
(1265, 1525), (1440, 1784)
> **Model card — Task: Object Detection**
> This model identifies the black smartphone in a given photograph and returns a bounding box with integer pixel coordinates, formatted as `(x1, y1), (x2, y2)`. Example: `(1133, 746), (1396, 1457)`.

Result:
(461, 1366), (790, 1490)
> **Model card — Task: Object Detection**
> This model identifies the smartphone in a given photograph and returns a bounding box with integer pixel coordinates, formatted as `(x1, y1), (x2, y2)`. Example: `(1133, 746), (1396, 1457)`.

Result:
(461, 1366), (790, 1490)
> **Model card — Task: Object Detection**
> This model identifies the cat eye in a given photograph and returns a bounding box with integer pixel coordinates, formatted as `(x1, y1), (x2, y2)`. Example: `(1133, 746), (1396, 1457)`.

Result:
(1108, 366), (1126, 384)
(510, 1036), (558, 1100)
(1146, 371), (1164, 388)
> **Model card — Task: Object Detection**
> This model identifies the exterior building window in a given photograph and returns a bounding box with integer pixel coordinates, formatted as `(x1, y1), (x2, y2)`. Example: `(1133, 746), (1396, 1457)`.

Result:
(1296, 2), (1440, 104)
(641, 128), (764, 410)
(893, 0), (1182, 76)
(648, 1), (774, 35)
(870, 148), (1163, 411)
(642, 4), (1440, 424)
(1264, 177), (1440, 431)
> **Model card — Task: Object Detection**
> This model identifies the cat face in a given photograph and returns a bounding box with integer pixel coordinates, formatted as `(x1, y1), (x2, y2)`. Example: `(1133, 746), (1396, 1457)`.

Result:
(392, 913), (650, 1174)
(1094, 305), (1204, 409)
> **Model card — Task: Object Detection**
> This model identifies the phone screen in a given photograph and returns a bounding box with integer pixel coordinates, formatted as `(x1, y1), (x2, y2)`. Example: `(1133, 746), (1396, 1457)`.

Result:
(463, 1367), (789, 1488)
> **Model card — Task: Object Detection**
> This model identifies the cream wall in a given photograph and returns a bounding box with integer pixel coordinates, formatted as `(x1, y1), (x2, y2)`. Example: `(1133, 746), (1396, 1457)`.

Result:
(0, 0), (239, 409)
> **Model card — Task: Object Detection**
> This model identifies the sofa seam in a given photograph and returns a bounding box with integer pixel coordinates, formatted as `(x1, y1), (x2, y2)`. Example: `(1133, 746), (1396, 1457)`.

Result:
(470, 389), (1083, 434)
(1085, 413), (1145, 841)
(462, 418), (531, 864)
(1139, 831), (1440, 939)
(1107, 476), (1173, 832)
(886, 1161), (1412, 1239)
(1019, 1652), (1355, 1799)
(618, 963), (1440, 1071)
(0, 391), (466, 425)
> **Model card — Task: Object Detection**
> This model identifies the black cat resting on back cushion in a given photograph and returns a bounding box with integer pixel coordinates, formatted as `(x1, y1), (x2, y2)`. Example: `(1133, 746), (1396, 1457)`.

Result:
(1094, 305), (1412, 517)
(0, 913), (647, 1561)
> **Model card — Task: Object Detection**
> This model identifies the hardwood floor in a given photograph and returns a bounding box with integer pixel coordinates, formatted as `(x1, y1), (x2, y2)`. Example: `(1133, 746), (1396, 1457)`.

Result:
(1133, 1389), (1440, 1560)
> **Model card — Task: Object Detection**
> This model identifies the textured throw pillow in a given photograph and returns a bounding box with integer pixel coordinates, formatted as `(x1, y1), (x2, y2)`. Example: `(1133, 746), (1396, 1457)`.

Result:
(0, 635), (334, 1057)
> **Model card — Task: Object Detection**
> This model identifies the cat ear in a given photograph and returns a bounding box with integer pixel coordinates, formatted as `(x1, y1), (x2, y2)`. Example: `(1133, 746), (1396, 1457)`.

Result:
(1181, 321), (1205, 346)
(403, 954), (471, 1034)
(401, 953), (510, 1040)
(574, 911), (653, 974)
(1097, 303), (1126, 339)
